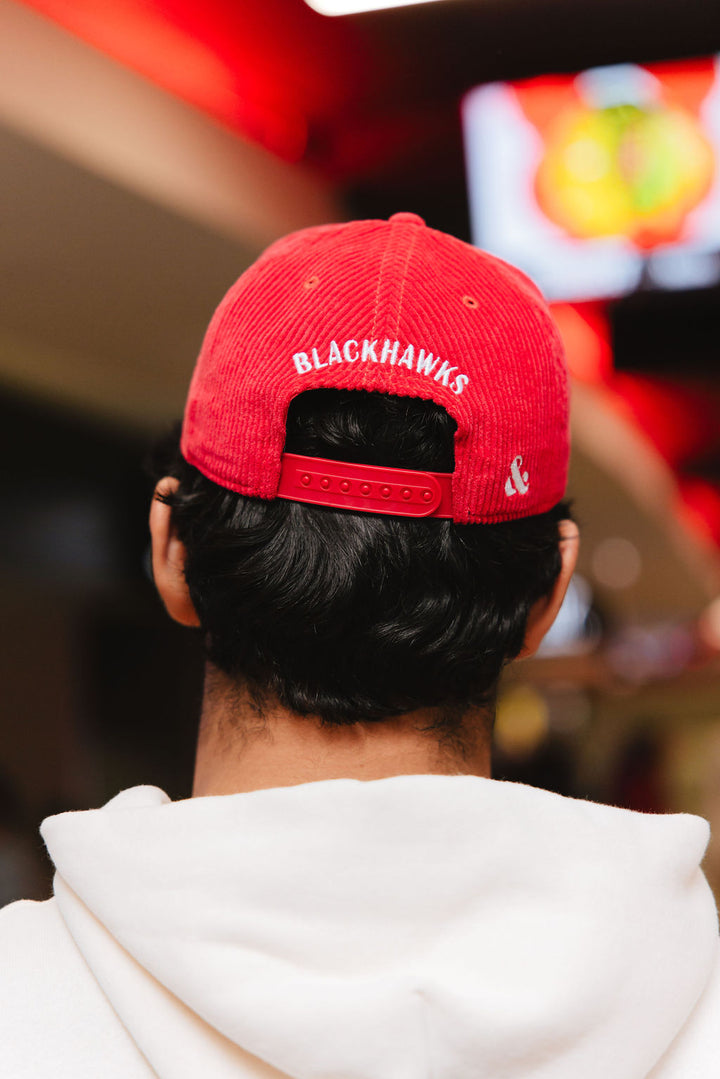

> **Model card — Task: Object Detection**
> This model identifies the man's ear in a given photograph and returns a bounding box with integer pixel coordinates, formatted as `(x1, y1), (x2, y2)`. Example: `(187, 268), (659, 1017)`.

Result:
(519, 520), (580, 659)
(149, 477), (201, 627)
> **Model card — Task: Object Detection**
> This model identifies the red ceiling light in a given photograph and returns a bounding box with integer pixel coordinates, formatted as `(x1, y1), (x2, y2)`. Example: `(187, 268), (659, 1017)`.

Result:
(304, 0), (448, 12)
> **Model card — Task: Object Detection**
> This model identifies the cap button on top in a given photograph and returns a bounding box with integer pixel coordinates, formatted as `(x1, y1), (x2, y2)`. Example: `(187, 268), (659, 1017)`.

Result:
(389, 212), (425, 226)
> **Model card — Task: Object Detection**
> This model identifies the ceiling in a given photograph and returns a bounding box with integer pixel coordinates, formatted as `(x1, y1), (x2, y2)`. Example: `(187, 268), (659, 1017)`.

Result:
(16, 0), (720, 227)
(0, 123), (250, 430)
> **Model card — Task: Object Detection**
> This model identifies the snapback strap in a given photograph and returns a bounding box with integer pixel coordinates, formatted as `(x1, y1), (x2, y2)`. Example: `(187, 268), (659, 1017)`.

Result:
(277, 452), (453, 518)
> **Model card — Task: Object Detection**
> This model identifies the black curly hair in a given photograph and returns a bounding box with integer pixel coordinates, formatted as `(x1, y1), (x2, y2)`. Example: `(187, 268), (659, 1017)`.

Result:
(148, 389), (573, 735)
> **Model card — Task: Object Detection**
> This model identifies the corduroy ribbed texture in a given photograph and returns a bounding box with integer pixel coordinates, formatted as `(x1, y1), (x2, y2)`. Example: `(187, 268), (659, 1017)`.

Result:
(181, 213), (569, 523)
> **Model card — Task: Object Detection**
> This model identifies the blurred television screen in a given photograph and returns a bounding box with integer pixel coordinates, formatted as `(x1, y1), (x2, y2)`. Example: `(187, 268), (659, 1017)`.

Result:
(463, 56), (720, 302)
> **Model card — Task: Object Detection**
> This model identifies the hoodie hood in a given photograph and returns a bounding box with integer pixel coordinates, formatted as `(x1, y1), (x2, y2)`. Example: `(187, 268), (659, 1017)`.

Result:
(41, 775), (717, 1079)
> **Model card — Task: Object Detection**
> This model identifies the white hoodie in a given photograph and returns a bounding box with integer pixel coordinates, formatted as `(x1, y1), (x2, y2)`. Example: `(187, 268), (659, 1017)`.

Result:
(1, 775), (718, 1079)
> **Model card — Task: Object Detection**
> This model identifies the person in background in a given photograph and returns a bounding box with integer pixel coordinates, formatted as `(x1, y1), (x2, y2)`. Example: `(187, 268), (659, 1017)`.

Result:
(1, 213), (718, 1078)
(0, 772), (45, 909)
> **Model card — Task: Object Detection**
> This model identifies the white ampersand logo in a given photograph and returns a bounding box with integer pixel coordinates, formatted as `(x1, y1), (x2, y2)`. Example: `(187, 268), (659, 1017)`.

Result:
(504, 455), (529, 497)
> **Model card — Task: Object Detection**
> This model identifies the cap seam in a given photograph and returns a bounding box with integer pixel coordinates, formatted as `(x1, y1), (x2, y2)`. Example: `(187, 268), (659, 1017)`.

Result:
(370, 225), (396, 342)
(393, 227), (420, 340)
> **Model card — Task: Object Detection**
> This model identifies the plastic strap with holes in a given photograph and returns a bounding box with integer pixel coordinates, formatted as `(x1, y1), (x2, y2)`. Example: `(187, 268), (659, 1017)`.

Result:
(276, 453), (454, 518)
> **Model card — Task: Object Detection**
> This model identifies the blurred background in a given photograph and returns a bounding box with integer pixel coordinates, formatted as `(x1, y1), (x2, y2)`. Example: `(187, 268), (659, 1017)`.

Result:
(1, 0), (720, 907)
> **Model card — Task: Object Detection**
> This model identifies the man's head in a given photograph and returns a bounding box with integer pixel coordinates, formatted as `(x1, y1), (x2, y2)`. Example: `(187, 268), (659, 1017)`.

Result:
(148, 213), (577, 762)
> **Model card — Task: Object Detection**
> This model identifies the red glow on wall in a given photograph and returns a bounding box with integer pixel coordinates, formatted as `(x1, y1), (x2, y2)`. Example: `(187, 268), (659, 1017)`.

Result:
(676, 478), (720, 547)
(19, 0), (372, 163)
(611, 375), (720, 470)
(550, 302), (613, 385)
(550, 300), (720, 550)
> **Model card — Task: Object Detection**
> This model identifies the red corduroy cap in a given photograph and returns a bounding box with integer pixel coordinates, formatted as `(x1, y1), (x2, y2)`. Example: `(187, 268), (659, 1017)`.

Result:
(181, 212), (570, 523)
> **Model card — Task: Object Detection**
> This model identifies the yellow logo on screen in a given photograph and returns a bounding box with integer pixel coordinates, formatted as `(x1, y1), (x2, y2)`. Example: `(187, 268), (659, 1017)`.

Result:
(535, 103), (714, 247)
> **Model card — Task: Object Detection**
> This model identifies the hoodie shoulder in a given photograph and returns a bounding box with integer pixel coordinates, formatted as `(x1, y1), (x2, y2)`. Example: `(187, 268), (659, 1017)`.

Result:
(647, 939), (720, 1079)
(0, 898), (153, 1078)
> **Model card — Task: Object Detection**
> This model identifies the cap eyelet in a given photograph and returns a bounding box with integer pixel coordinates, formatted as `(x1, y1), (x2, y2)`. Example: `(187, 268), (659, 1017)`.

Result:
(462, 294), (479, 309)
(303, 275), (319, 291)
